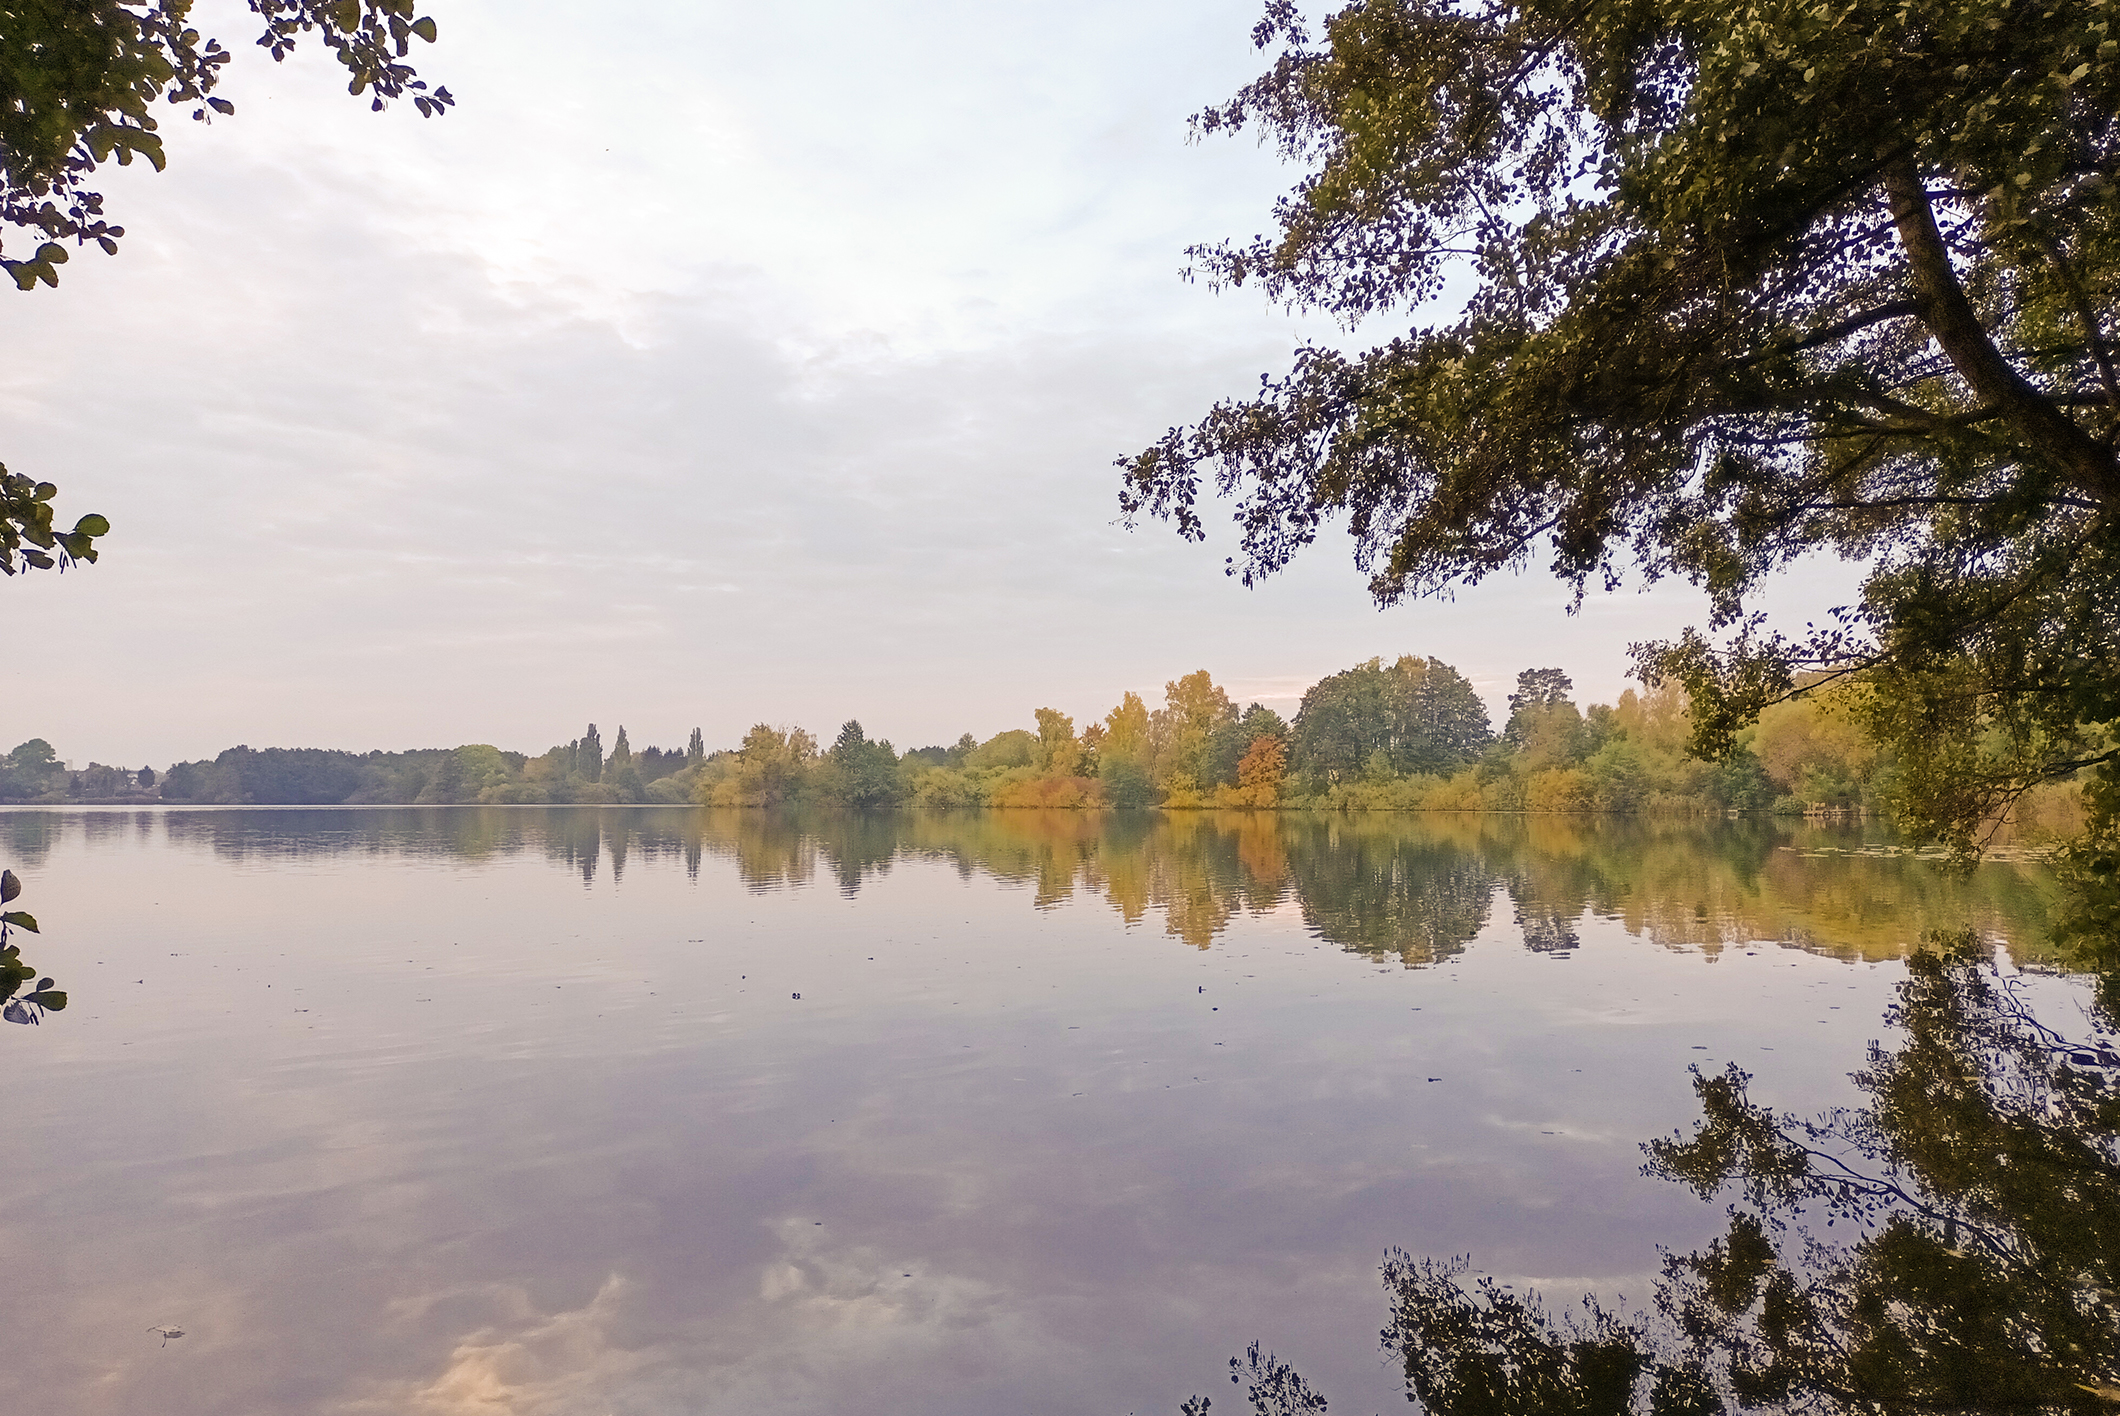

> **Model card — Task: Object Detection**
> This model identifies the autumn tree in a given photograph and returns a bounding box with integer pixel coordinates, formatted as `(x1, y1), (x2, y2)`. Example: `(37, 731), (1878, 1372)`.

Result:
(721, 724), (815, 807)
(1207, 702), (1289, 786)
(1119, 0), (2120, 929)
(1233, 733), (1288, 806)
(1153, 670), (1239, 788)
(1101, 691), (1156, 808)
(1033, 707), (1081, 777)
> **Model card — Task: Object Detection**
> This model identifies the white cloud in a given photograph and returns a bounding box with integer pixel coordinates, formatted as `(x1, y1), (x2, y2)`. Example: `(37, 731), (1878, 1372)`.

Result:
(0, 0), (1860, 765)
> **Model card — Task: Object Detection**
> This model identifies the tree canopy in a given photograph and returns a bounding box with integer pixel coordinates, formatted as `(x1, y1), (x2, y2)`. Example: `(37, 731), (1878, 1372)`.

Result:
(1292, 653), (1491, 777)
(1119, 0), (2120, 900)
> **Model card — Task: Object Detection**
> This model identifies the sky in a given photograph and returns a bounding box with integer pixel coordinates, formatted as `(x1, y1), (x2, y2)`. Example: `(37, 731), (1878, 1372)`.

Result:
(2, 0), (1857, 768)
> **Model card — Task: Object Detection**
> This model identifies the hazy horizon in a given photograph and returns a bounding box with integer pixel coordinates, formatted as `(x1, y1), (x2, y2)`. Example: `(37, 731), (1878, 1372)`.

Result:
(4, 0), (1855, 767)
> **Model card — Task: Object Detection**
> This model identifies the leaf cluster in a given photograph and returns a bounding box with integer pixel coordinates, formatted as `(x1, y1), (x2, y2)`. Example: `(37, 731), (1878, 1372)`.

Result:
(0, 0), (450, 289)
(0, 869), (65, 1024)
(0, 463), (106, 575)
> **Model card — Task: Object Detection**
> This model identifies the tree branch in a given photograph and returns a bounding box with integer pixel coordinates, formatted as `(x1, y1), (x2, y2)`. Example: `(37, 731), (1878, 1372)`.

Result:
(2028, 225), (2120, 426)
(1882, 156), (2120, 503)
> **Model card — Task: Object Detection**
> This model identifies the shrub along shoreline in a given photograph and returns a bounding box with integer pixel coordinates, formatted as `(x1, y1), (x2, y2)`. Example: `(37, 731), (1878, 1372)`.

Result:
(0, 657), (2087, 836)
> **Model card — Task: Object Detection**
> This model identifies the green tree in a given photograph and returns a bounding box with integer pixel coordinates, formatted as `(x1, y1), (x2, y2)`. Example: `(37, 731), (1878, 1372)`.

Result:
(1389, 656), (1491, 772)
(964, 729), (1039, 773)
(420, 748), (465, 803)
(687, 727), (705, 768)
(0, 738), (64, 800)
(1292, 659), (1392, 779)
(605, 726), (642, 800)
(1507, 670), (1574, 721)
(577, 723), (602, 783)
(1294, 655), (1490, 779)
(828, 719), (901, 807)
(1119, 0), (2120, 884)
(1505, 668), (1584, 766)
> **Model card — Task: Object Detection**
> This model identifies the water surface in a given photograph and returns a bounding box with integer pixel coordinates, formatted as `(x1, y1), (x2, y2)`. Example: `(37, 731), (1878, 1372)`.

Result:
(0, 808), (2070, 1414)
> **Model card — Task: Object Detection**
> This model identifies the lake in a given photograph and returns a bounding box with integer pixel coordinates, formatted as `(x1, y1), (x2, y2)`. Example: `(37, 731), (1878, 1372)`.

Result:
(0, 808), (2078, 1414)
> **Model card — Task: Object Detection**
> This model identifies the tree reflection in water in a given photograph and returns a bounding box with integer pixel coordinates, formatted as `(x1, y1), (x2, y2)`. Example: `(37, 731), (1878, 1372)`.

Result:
(1187, 935), (2120, 1416)
(69, 805), (2055, 967)
(5, 804), (2100, 1407)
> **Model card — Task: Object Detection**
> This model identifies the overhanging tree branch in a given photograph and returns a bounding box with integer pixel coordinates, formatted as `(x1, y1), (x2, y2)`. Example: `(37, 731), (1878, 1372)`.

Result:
(1883, 156), (2120, 504)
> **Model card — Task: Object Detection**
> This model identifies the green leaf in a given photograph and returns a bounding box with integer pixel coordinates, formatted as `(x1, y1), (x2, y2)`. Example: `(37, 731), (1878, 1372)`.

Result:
(73, 513), (109, 537)
(35, 243), (67, 265)
(30, 990), (65, 1012)
(3, 911), (39, 933)
(412, 15), (437, 42)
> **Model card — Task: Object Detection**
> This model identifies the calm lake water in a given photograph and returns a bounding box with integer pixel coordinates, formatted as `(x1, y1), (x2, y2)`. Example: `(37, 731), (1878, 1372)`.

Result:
(0, 808), (2078, 1414)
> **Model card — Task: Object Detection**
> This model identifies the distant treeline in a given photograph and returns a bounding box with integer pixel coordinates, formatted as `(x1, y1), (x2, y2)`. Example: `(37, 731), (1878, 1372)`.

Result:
(0, 654), (2083, 823)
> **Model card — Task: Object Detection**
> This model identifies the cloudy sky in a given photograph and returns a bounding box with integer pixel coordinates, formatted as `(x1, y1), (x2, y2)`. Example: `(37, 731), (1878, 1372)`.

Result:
(4, 0), (1851, 768)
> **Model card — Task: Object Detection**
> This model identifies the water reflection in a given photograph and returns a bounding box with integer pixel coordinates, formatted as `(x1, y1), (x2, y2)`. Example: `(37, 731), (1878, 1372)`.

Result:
(0, 807), (2086, 1414)
(1199, 936), (2120, 1415)
(11, 806), (2062, 965)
